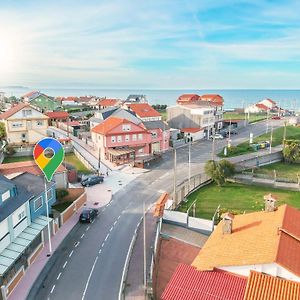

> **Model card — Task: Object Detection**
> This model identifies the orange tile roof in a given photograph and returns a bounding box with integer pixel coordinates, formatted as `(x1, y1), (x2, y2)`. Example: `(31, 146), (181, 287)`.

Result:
(181, 127), (203, 133)
(0, 161), (66, 176)
(98, 99), (119, 107)
(201, 94), (224, 105)
(244, 271), (300, 300)
(192, 205), (300, 277)
(46, 111), (69, 119)
(256, 103), (269, 111)
(0, 103), (30, 119)
(22, 90), (39, 98)
(127, 103), (161, 118)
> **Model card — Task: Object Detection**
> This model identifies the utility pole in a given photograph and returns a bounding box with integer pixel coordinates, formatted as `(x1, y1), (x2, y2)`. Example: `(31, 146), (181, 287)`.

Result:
(44, 178), (52, 256)
(188, 134), (191, 188)
(266, 109), (269, 134)
(270, 125), (273, 154)
(143, 200), (147, 293)
(228, 119), (232, 148)
(173, 148), (177, 207)
(98, 146), (101, 175)
(283, 121), (287, 147)
(211, 128), (216, 161)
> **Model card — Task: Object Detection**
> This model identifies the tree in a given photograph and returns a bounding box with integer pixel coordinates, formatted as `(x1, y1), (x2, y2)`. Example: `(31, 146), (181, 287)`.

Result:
(283, 140), (300, 163)
(205, 159), (235, 186)
(0, 122), (6, 140)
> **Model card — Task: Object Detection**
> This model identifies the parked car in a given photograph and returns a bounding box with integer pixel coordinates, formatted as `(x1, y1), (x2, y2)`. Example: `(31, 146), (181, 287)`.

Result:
(81, 175), (104, 187)
(79, 208), (98, 223)
(210, 134), (224, 140)
(272, 116), (281, 120)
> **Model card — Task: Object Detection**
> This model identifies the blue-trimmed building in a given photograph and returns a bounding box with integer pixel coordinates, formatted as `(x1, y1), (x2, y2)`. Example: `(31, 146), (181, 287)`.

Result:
(0, 173), (56, 298)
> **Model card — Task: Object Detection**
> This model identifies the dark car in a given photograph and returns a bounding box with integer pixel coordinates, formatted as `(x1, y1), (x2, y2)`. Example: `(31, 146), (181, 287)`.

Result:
(81, 175), (104, 187)
(79, 208), (98, 223)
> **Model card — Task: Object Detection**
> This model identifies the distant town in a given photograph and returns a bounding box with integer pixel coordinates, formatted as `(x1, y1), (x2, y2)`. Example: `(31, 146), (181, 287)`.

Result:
(0, 90), (300, 300)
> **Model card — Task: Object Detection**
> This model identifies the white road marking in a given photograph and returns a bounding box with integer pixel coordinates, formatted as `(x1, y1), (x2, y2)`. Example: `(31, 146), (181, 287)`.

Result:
(75, 241), (80, 248)
(117, 215), (121, 220)
(57, 272), (62, 280)
(113, 220), (117, 226)
(105, 233), (109, 241)
(86, 226), (90, 231)
(159, 172), (169, 179)
(69, 250), (74, 257)
(63, 261), (68, 269)
(50, 285), (55, 294)
(101, 242), (105, 248)
(81, 256), (99, 300)
(98, 249), (102, 254)
(81, 233), (85, 239)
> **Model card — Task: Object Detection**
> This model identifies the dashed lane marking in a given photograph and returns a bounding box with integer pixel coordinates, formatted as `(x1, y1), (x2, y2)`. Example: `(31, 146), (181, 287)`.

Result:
(81, 256), (99, 300)
(113, 220), (117, 226)
(105, 233), (109, 241)
(63, 261), (68, 269)
(50, 285), (55, 294)
(69, 250), (74, 257)
(81, 233), (85, 239)
(57, 272), (62, 281)
(86, 226), (90, 231)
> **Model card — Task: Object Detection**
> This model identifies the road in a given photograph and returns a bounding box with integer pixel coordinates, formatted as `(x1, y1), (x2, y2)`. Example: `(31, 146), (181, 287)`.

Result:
(30, 119), (283, 300)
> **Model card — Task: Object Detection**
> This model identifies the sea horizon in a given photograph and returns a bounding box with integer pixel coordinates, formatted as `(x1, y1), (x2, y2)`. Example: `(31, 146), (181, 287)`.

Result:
(1, 87), (300, 110)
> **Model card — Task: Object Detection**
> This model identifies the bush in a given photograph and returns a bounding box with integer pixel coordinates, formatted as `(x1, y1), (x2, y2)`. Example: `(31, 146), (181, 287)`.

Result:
(205, 159), (235, 186)
(56, 189), (69, 201)
(5, 145), (16, 156)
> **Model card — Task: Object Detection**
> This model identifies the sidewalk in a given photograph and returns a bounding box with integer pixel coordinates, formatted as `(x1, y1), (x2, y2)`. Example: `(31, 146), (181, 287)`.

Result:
(8, 185), (112, 300)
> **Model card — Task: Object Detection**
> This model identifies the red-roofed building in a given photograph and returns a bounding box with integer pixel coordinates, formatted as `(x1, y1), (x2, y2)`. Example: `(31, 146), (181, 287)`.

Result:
(125, 103), (162, 121)
(98, 98), (121, 109)
(46, 111), (69, 126)
(201, 94), (224, 106)
(177, 94), (200, 105)
(181, 127), (204, 141)
(0, 161), (68, 188)
(91, 117), (152, 165)
(161, 264), (247, 300)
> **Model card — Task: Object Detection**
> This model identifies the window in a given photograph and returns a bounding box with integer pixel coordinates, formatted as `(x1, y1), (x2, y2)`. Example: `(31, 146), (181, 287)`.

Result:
(122, 124), (131, 131)
(1, 190), (10, 202)
(138, 148), (143, 153)
(47, 189), (52, 201)
(34, 196), (43, 211)
(151, 132), (157, 139)
(125, 135), (130, 142)
(117, 135), (122, 142)
(18, 211), (25, 221)
(22, 109), (32, 117)
(132, 134), (137, 141)
(111, 136), (116, 143)
(138, 133), (143, 140)
(12, 122), (23, 128)
(36, 120), (44, 126)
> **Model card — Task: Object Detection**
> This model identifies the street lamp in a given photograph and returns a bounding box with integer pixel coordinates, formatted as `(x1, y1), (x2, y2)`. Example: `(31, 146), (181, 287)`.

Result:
(227, 119), (232, 148)
(187, 133), (191, 188)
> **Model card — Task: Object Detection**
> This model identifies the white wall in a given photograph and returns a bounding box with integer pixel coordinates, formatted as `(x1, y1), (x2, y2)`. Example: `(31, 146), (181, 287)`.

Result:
(12, 204), (28, 238)
(220, 263), (300, 282)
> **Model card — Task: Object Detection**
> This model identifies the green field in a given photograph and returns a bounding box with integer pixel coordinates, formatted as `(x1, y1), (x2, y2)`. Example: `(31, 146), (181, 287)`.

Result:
(177, 182), (300, 219)
(157, 109), (167, 121)
(65, 153), (93, 174)
(3, 156), (33, 163)
(253, 161), (300, 180)
(219, 126), (300, 157)
(223, 112), (267, 123)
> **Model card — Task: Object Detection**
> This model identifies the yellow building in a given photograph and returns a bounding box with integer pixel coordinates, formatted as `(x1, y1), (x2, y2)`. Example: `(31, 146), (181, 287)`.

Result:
(0, 103), (49, 145)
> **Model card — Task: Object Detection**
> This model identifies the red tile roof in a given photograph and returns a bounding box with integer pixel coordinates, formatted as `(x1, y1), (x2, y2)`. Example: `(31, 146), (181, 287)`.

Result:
(181, 127), (203, 133)
(244, 271), (300, 300)
(92, 117), (146, 135)
(161, 264), (247, 300)
(22, 91), (39, 98)
(98, 99), (119, 107)
(265, 98), (276, 104)
(256, 103), (269, 111)
(127, 103), (161, 118)
(201, 94), (224, 106)
(46, 111), (69, 119)
(0, 103), (30, 119)
(0, 161), (66, 176)
(177, 94), (200, 104)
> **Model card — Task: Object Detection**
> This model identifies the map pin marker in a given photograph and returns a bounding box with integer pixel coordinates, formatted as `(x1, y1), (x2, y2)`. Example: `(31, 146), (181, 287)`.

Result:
(33, 137), (65, 182)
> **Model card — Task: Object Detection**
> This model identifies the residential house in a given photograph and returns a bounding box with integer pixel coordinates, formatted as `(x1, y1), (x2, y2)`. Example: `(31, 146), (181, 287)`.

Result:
(98, 98), (122, 110)
(0, 174), (56, 297)
(260, 98), (277, 110)
(167, 103), (215, 139)
(201, 94), (224, 130)
(91, 117), (152, 165)
(125, 94), (147, 104)
(0, 103), (48, 145)
(46, 111), (69, 127)
(245, 98), (278, 114)
(0, 161), (68, 188)
(22, 91), (60, 112)
(125, 103), (162, 122)
(181, 127), (204, 141)
(192, 200), (300, 282)
(176, 94), (200, 105)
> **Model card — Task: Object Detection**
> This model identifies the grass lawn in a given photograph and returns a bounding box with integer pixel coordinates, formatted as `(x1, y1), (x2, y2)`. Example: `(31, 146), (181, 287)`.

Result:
(157, 109), (167, 121)
(223, 112), (267, 123)
(52, 201), (73, 212)
(65, 153), (93, 174)
(254, 161), (300, 180)
(219, 126), (300, 157)
(3, 156), (33, 163)
(177, 182), (300, 220)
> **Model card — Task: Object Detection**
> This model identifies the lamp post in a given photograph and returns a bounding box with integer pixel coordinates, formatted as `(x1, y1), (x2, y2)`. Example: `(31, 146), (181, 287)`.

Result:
(173, 148), (177, 207)
(188, 133), (191, 188)
(211, 128), (216, 161)
(228, 119), (232, 148)
(98, 146), (101, 175)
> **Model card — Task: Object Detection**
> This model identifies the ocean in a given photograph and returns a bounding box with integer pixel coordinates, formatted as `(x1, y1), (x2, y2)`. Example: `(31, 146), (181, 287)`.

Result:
(1, 87), (300, 110)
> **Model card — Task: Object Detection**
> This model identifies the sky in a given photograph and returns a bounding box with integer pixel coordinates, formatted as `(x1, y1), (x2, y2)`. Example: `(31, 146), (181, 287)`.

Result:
(0, 0), (300, 89)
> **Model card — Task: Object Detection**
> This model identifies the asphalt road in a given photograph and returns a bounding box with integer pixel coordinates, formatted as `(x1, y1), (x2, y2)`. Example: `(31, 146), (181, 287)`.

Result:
(31, 119), (283, 300)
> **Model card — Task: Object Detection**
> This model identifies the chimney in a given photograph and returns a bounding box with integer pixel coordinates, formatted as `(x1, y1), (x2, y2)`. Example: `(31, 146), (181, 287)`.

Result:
(264, 193), (277, 212)
(221, 212), (234, 234)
